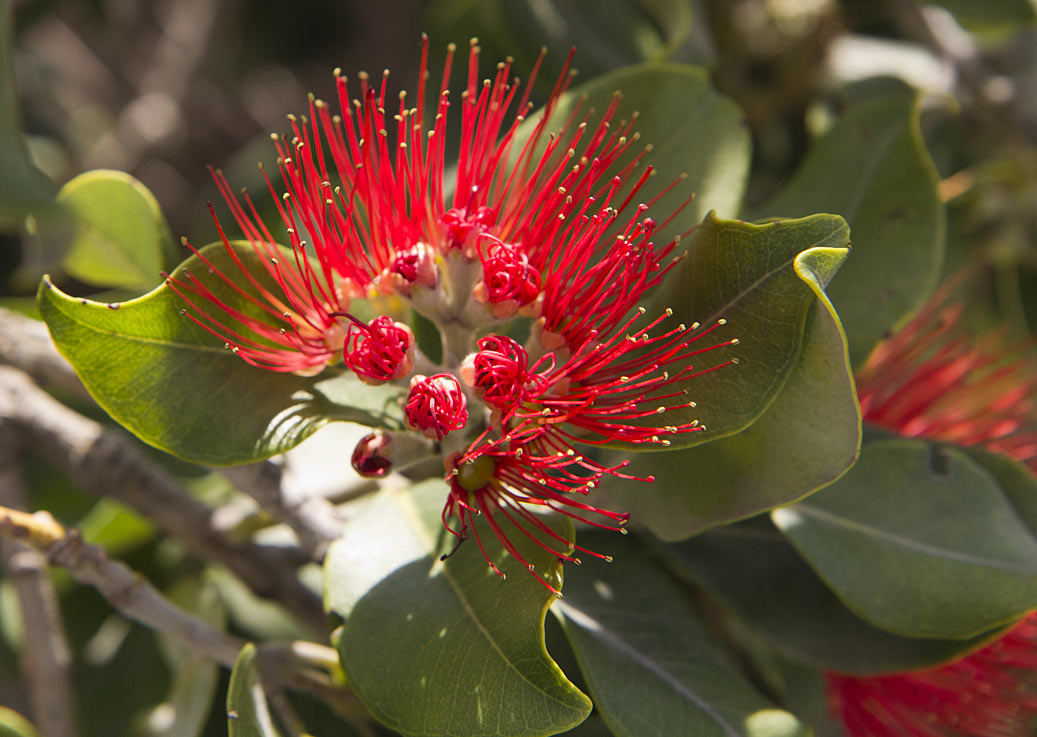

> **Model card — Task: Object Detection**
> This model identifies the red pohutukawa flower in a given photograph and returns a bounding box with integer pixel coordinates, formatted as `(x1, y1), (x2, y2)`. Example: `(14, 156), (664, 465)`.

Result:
(826, 613), (1037, 737)
(167, 36), (736, 589)
(826, 281), (1037, 737)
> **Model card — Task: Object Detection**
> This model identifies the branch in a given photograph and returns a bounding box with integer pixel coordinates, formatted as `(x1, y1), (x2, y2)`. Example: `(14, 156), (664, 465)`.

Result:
(0, 366), (326, 634)
(0, 431), (79, 737)
(220, 462), (344, 560)
(0, 501), (245, 667)
(0, 308), (88, 400)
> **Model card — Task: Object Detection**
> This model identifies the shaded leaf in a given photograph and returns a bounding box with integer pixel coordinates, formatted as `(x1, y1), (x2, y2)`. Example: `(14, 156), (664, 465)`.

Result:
(602, 215), (857, 539)
(58, 170), (175, 290)
(227, 643), (282, 737)
(661, 518), (1000, 674)
(38, 242), (404, 465)
(554, 531), (806, 737)
(964, 447), (1037, 534)
(756, 98), (944, 367)
(0, 0), (54, 227)
(514, 64), (750, 239)
(325, 480), (591, 737)
(773, 439), (1037, 639)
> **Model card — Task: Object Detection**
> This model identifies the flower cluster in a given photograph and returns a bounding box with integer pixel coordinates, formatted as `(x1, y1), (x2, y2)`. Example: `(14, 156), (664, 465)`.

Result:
(826, 281), (1037, 737)
(166, 37), (736, 592)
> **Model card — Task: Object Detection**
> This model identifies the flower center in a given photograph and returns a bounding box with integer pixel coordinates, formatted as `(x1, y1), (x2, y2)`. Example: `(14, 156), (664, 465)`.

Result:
(456, 455), (496, 492)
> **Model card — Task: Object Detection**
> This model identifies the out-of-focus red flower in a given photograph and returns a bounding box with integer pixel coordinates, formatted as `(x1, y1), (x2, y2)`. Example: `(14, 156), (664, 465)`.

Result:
(826, 280), (1037, 737)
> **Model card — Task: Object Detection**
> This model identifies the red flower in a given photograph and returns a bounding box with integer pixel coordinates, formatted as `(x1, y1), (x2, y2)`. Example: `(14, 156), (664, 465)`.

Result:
(167, 37), (736, 588)
(855, 281), (1036, 469)
(827, 613), (1037, 737)
(826, 280), (1037, 736)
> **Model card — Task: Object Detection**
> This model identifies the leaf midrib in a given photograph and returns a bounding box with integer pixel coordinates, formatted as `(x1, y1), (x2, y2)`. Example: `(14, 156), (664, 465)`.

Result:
(555, 599), (742, 737)
(788, 504), (1037, 574)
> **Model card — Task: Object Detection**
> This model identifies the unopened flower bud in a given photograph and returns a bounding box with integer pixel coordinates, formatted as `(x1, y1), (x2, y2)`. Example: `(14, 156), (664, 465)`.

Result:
(386, 242), (438, 295)
(344, 316), (415, 385)
(472, 242), (541, 319)
(351, 432), (393, 477)
(405, 374), (468, 440)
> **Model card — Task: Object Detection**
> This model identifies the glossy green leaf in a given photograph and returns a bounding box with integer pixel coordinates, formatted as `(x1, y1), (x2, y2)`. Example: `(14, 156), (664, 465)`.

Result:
(57, 170), (175, 290)
(602, 214), (858, 539)
(38, 242), (404, 465)
(929, 0), (1037, 24)
(756, 98), (944, 367)
(661, 518), (1000, 674)
(554, 532), (806, 737)
(514, 64), (750, 238)
(325, 479), (591, 737)
(227, 643), (283, 737)
(773, 438), (1037, 639)
(0, 0), (54, 227)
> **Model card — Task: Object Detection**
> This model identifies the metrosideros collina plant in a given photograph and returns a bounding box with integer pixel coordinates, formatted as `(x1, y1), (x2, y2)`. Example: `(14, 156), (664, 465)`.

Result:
(37, 37), (860, 737)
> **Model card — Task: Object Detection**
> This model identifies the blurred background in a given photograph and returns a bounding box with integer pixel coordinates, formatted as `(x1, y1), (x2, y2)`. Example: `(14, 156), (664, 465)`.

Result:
(1, 0), (1036, 735)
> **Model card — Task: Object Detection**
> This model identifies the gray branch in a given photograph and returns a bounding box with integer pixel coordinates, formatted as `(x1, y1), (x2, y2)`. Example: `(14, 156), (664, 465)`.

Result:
(0, 365), (326, 634)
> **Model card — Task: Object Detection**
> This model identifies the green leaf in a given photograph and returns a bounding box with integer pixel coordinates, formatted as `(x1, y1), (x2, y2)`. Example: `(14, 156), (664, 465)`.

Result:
(661, 518), (1001, 674)
(964, 447), (1037, 534)
(0, 0), (54, 227)
(554, 532), (806, 737)
(756, 98), (945, 367)
(0, 707), (39, 737)
(929, 0), (1037, 25)
(38, 242), (404, 465)
(773, 438), (1037, 639)
(514, 64), (750, 237)
(57, 170), (175, 290)
(325, 479), (591, 737)
(601, 214), (858, 539)
(227, 643), (283, 737)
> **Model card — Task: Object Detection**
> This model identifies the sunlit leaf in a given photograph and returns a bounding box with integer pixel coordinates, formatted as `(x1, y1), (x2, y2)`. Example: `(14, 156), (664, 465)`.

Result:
(38, 242), (404, 465)
(325, 480), (591, 737)
(58, 170), (176, 290)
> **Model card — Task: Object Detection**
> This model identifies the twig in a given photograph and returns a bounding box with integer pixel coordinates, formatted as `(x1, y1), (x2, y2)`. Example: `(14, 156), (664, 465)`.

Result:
(220, 462), (344, 560)
(0, 308), (88, 400)
(0, 366), (327, 634)
(0, 430), (78, 737)
(0, 502), (245, 667)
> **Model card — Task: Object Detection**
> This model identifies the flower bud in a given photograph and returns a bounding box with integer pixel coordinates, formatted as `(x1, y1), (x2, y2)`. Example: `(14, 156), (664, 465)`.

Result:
(351, 432), (393, 477)
(405, 374), (468, 440)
